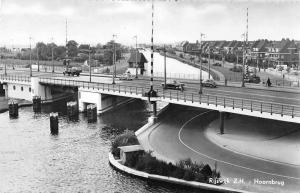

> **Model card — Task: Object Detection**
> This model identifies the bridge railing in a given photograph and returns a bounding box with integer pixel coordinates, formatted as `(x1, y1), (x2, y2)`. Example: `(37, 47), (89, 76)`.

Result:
(39, 77), (149, 96)
(0, 74), (31, 82)
(38, 77), (299, 118)
(161, 90), (300, 118)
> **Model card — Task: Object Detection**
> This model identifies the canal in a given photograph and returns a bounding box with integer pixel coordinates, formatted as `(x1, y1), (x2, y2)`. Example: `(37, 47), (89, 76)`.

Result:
(0, 99), (214, 193)
(142, 50), (210, 80)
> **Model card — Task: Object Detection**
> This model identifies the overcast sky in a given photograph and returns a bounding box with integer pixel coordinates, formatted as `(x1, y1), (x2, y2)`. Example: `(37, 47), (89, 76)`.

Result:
(0, 0), (299, 47)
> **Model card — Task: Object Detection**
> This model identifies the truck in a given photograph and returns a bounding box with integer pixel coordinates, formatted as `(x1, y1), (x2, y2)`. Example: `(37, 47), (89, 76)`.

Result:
(62, 59), (82, 76)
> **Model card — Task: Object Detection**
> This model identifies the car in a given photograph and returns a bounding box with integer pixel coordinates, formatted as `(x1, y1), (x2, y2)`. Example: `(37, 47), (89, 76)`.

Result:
(162, 80), (184, 91)
(119, 72), (133, 81)
(202, 79), (217, 88)
(63, 66), (82, 76)
(244, 75), (260, 84)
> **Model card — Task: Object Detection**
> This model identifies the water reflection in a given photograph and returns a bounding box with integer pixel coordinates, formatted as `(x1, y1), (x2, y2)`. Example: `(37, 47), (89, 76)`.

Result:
(0, 99), (216, 193)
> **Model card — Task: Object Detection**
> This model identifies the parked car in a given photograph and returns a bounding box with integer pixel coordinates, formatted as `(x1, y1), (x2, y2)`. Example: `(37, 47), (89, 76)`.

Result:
(202, 79), (217, 88)
(244, 75), (260, 84)
(162, 80), (184, 91)
(119, 72), (133, 81)
(213, 63), (222, 67)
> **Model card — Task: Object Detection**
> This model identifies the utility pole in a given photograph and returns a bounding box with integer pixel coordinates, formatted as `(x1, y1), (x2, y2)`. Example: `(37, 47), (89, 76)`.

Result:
(134, 35), (138, 78)
(29, 37), (32, 77)
(112, 34), (117, 84)
(51, 37), (54, 73)
(199, 33), (205, 94)
(242, 33), (245, 87)
(37, 43), (40, 72)
(147, 0), (157, 98)
(208, 46), (211, 79)
(164, 45), (167, 88)
(89, 44), (91, 82)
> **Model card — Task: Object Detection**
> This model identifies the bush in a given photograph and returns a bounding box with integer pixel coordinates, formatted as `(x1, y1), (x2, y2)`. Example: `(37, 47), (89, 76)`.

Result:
(111, 130), (139, 158)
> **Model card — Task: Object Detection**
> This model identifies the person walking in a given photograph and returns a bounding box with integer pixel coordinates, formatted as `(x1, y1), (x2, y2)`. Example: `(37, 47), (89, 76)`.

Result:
(267, 77), (272, 87)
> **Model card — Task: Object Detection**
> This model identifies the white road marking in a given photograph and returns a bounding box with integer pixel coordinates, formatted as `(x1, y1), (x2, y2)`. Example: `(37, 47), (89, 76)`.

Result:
(178, 111), (300, 180)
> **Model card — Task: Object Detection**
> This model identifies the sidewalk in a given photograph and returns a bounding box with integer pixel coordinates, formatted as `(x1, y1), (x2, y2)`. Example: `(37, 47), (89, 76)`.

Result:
(205, 114), (300, 166)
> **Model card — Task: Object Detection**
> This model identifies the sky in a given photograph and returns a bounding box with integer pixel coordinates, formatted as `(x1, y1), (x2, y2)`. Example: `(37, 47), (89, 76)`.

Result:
(0, 0), (300, 47)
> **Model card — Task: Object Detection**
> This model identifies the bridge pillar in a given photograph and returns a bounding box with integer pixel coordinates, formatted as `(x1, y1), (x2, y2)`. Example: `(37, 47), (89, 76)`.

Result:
(78, 90), (102, 114)
(220, 111), (225, 134)
(31, 77), (52, 101)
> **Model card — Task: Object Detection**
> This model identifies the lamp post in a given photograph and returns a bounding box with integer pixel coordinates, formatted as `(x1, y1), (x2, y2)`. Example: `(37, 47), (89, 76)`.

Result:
(199, 33), (205, 94)
(112, 34), (117, 84)
(89, 44), (91, 82)
(51, 37), (54, 73)
(241, 33), (246, 87)
(37, 43), (40, 72)
(208, 46), (211, 79)
(163, 45), (167, 88)
(133, 35), (138, 78)
(29, 37), (32, 77)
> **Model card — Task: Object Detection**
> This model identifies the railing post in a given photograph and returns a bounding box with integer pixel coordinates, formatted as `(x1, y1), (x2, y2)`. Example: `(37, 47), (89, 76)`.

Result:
(261, 103), (262, 113)
(170, 91), (172, 100)
(271, 104), (273, 115)
(192, 93), (193, 103)
(251, 101), (253, 112)
(224, 97), (225, 108)
(119, 85), (121, 93)
(232, 99), (234, 109)
(184, 93), (186, 102)
(177, 91), (178, 101)
(103, 83), (104, 91)
(281, 105), (283, 117)
(215, 96), (217, 107)
(207, 95), (210, 105)
(136, 87), (137, 95)
(199, 94), (201, 104)
(241, 99), (243, 110)
(292, 106), (294, 118)
(130, 86), (132, 94)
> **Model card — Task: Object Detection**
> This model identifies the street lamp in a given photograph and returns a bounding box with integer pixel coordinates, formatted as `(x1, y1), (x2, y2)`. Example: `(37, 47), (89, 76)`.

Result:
(89, 44), (91, 82)
(133, 35), (138, 78)
(208, 46), (211, 79)
(51, 37), (54, 73)
(37, 42), (40, 72)
(199, 33), (205, 94)
(241, 33), (246, 87)
(112, 34), (117, 84)
(163, 45), (167, 88)
(29, 37), (32, 77)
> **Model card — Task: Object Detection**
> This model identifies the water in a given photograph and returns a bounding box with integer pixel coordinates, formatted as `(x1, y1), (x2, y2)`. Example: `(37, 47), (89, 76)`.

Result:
(0, 100), (212, 193)
(142, 50), (210, 80)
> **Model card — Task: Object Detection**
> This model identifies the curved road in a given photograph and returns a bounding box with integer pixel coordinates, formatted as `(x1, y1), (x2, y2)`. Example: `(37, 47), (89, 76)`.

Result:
(148, 105), (300, 193)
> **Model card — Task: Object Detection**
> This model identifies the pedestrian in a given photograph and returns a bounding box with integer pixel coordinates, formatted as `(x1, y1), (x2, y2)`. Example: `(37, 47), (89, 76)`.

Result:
(267, 77), (271, 87)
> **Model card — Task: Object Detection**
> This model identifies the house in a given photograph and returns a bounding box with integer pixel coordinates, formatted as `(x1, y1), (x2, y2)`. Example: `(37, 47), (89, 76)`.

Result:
(250, 39), (269, 66)
(127, 51), (148, 75)
(265, 38), (298, 67)
(175, 41), (189, 52)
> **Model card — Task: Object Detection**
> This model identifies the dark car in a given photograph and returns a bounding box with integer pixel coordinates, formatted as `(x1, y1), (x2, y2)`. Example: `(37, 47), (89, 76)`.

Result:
(202, 79), (217, 88)
(244, 75), (260, 84)
(162, 80), (184, 91)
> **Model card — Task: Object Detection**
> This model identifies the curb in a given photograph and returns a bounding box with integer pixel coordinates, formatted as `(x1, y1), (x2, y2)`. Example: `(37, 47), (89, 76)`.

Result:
(108, 152), (253, 193)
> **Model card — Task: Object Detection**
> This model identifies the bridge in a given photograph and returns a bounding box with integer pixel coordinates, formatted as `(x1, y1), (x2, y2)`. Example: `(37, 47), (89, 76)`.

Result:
(1, 72), (300, 134)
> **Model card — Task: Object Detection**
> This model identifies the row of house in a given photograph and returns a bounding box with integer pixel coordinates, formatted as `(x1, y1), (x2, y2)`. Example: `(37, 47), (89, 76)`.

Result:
(175, 38), (300, 67)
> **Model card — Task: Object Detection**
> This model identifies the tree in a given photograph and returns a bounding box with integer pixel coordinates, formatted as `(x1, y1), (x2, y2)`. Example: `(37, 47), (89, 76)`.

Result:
(66, 40), (78, 57)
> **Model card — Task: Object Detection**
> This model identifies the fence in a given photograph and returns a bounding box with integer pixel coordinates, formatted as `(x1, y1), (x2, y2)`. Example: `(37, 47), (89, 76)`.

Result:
(0, 74), (31, 82)
(38, 77), (300, 118)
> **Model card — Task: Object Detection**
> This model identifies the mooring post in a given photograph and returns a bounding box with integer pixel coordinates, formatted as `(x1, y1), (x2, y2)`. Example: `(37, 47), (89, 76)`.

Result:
(220, 111), (225, 134)
(152, 101), (157, 117)
(67, 101), (78, 118)
(32, 96), (41, 113)
(8, 100), (18, 118)
(50, 112), (59, 135)
(87, 104), (97, 123)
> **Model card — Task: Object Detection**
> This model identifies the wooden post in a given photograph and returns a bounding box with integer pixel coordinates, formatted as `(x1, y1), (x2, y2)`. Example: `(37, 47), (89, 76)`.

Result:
(220, 111), (225, 134)
(50, 112), (59, 135)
